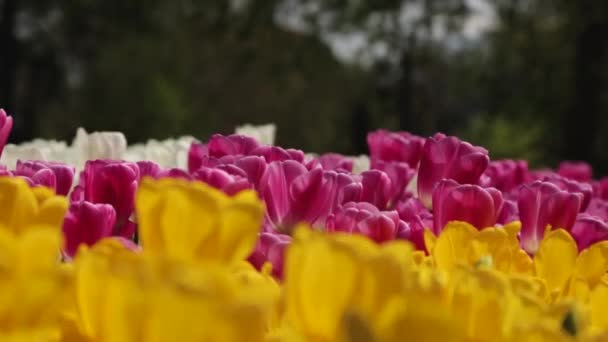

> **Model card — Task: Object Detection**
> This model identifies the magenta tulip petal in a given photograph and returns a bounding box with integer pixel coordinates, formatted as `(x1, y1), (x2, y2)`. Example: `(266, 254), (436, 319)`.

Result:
(15, 160), (75, 195)
(136, 161), (162, 179)
(307, 153), (354, 172)
(259, 160), (308, 227)
(326, 202), (402, 243)
(433, 179), (500, 232)
(372, 160), (416, 204)
(518, 181), (582, 253)
(62, 201), (117, 257)
(570, 214), (608, 251)
(359, 170), (392, 210)
(558, 161), (593, 183)
(187, 142), (208, 173)
(418, 133), (489, 208)
(208, 134), (260, 157)
(0, 109), (13, 157)
(367, 129), (425, 168)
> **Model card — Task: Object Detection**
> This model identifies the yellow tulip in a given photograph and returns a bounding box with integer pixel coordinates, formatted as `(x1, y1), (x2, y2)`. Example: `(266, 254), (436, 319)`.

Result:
(0, 227), (70, 339)
(284, 226), (413, 341)
(72, 239), (274, 342)
(136, 177), (265, 264)
(0, 177), (68, 235)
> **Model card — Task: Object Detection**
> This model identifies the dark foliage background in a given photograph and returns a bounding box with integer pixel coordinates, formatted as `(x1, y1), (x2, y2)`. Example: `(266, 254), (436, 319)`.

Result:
(1, 0), (607, 173)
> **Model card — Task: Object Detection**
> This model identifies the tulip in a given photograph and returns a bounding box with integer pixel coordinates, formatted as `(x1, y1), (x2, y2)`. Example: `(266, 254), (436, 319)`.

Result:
(395, 197), (432, 250)
(251, 145), (305, 163)
(367, 129), (425, 168)
(480, 159), (529, 193)
(208, 133), (261, 157)
(0, 228), (70, 338)
(71, 128), (127, 167)
(586, 198), (608, 220)
(518, 181), (582, 253)
(497, 199), (519, 224)
(284, 228), (413, 341)
(432, 179), (503, 233)
(0, 177), (68, 235)
(136, 177), (264, 264)
(192, 166), (251, 195)
(358, 170), (393, 210)
(326, 202), (408, 243)
(187, 142), (208, 173)
(541, 174), (593, 211)
(418, 133), (489, 209)
(14, 160), (75, 195)
(570, 214), (608, 251)
(372, 160), (416, 205)
(71, 160), (139, 238)
(594, 177), (608, 200)
(306, 153), (354, 172)
(259, 161), (351, 230)
(248, 232), (291, 279)
(558, 161), (593, 183)
(62, 201), (117, 257)
(0, 109), (13, 157)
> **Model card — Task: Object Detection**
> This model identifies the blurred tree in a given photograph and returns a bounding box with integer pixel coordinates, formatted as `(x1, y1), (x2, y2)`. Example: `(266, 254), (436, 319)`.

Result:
(1, 0), (608, 171)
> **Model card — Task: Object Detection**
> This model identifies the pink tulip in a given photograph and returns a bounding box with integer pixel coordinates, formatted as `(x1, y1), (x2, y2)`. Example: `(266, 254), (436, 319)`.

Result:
(593, 177), (608, 200)
(518, 181), (582, 253)
(359, 170), (393, 209)
(542, 175), (593, 211)
(372, 160), (416, 205)
(208, 134), (261, 158)
(367, 129), (425, 168)
(418, 133), (489, 209)
(248, 233), (291, 279)
(586, 198), (608, 220)
(192, 167), (251, 195)
(251, 145), (305, 163)
(480, 159), (529, 193)
(497, 199), (519, 224)
(62, 201), (117, 257)
(14, 160), (75, 195)
(558, 161), (593, 183)
(258, 161), (351, 231)
(432, 179), (503, 233)
(570, 214), (608, 251)
(395, 197), (433, 251)
(326, 202), (408, 243)
(71, 160), (139, 238)
(187, 142), (208, 173)
(0, 109), (13, 157)
(306, 153), (353, 172)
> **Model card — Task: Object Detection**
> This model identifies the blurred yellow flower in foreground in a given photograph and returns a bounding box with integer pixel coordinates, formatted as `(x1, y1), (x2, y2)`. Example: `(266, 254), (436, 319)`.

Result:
(136, 177), (265, 264)
(0, 177), (68, 234)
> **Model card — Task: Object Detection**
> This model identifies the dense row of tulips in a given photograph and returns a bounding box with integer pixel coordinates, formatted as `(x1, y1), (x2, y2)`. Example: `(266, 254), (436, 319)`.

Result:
(1, 107), (608, 341)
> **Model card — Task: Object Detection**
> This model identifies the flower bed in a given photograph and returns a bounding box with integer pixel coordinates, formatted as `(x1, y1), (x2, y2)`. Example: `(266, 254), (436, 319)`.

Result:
(0, 108), (607, 341)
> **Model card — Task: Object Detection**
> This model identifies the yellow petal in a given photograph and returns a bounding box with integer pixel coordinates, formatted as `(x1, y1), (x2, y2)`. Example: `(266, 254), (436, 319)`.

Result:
(590, 278), (608, 330)
(469, 227), (511, 272)
(423, 229), (436, 255)
(136, 177), (264, 264)
(284, 230), (363, 340)
(0, 177), (38, 234)
(34, 195), (69, 228)
(574, 241), (608, 288)
(534, 229), (577, 293)
(432, 221), (478, 272)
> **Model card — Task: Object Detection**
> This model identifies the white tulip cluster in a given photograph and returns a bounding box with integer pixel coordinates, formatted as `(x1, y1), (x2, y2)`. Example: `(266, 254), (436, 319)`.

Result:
(0, 122), (370, 173)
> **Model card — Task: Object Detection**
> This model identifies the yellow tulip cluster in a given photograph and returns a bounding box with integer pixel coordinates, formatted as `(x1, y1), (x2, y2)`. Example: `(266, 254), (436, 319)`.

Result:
(3, 176), (608, 341)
